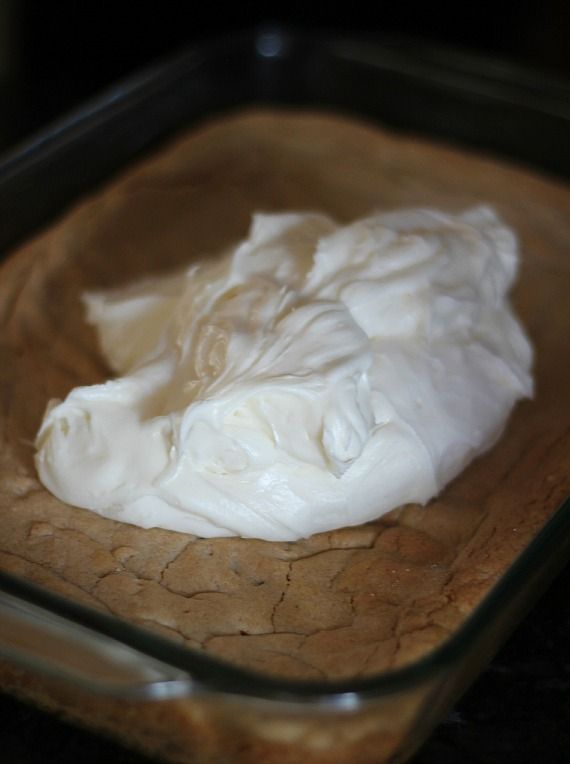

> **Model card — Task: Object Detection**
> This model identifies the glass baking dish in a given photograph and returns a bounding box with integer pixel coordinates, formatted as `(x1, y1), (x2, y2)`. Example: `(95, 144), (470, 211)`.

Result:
(0, 29), (569, 764)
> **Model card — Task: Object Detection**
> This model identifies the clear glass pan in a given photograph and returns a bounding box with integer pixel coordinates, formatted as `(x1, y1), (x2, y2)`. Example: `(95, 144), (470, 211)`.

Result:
(0, 29), (569, 764)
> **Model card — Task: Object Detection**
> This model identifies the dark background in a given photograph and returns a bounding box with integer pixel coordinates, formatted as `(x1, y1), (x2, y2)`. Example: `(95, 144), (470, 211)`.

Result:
(0, 2), (569, 762)
(0, 0), (569, 154)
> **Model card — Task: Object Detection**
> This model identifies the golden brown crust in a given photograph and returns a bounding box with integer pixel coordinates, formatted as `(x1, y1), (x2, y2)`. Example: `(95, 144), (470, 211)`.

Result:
(1, 108), (569, 684)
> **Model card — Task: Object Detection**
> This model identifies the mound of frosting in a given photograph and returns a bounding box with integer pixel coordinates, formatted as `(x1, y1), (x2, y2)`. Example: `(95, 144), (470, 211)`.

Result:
(35, 207), (533, 540)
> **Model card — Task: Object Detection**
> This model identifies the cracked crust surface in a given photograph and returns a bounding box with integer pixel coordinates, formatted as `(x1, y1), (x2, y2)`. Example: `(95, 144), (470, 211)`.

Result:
(1, 109), (569, 682)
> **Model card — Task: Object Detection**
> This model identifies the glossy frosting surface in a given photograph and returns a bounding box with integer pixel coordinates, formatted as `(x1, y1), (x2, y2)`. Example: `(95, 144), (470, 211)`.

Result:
(35, 208), (532, 540)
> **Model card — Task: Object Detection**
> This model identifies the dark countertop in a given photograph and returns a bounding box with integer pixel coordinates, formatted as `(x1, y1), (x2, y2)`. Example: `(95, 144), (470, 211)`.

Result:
(1, 562), (568, 764)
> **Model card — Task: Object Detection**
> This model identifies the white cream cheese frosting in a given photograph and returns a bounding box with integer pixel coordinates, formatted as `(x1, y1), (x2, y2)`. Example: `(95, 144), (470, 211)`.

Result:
(35, 208), (533, 540)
